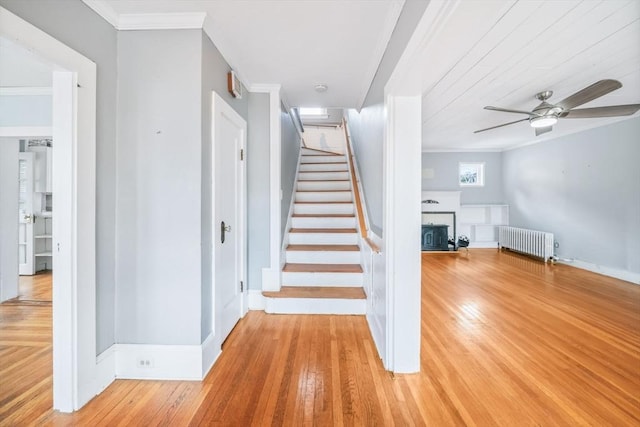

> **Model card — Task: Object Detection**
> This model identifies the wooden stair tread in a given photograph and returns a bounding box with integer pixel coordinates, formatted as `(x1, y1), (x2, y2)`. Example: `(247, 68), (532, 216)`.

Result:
(262, 286), (365, 299)
(295, 201), (352, 204)
(283, 263), (363, 273)
(300, 162), (347, 165)
(287, 244), (360, 252)
(292, 214), (355, 217)
(297, 179), (350, 182)
(289, 228), (357, 233)
(296, 190), (350, 193)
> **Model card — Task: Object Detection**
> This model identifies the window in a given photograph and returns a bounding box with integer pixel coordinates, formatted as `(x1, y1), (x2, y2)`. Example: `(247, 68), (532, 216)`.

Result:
(298, 107), (328, 119)
(459, 162), (485, 187)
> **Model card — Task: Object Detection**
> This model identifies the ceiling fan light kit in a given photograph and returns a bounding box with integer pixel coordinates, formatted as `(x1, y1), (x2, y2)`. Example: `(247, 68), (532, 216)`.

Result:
(475, 79), (640, 136)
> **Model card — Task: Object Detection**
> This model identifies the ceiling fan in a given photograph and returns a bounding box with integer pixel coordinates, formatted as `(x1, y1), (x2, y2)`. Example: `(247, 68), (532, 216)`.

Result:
(474, 79), (640, 136)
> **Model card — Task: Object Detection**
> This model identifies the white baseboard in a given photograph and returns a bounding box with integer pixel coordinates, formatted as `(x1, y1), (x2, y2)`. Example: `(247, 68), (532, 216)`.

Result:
(201, 333), (221, 379)
(115, 343), (203, 380)
(264, 297), (366, 314)
(94, 345), (116, 394)
(560, 259), (640, 285)
(248, 289), (266, 310)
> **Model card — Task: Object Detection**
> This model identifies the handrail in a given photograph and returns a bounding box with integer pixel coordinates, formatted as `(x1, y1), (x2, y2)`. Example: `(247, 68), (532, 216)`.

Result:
(342, 118), (381, 254)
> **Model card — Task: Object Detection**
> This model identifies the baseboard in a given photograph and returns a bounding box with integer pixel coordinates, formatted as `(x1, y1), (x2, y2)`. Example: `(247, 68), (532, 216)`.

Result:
(115, 343), (204, 380)
(201, 333), (221, 379)
(248, 289), (266, 310)
(261, 267), (280, 291)
(94, 345), (116, 394)
(560, 259), (640, 285)
(264, 297), (366, 314)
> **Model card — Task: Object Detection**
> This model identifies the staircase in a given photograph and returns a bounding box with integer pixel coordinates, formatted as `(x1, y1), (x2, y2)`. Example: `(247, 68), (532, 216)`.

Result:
(262, 147), (366, 314)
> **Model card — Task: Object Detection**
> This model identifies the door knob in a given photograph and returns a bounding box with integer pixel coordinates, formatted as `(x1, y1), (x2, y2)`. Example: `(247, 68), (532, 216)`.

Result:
(221, 221), (231, 244)
(23, 214), (33, 223)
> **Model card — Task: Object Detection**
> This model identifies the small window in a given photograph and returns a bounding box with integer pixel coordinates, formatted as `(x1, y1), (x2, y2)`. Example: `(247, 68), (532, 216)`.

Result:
(459, 162), (485, 187)
(299, 107), (328, 118)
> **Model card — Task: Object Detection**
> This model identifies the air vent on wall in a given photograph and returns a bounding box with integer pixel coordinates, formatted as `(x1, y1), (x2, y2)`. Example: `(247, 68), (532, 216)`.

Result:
(227, 71), (242, 99)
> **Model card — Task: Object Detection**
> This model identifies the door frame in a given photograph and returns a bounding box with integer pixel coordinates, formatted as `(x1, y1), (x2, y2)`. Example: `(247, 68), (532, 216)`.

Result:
(0, 7), (97, 412)
(211, 92), (248, 339)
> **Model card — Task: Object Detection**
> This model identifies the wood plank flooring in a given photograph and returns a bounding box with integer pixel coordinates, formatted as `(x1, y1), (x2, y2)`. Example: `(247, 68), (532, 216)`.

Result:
(1, 251), (639, 425)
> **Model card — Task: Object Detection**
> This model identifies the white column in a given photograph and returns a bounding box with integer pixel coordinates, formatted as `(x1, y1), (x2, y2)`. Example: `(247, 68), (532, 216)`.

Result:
(384, 95), (422, 373)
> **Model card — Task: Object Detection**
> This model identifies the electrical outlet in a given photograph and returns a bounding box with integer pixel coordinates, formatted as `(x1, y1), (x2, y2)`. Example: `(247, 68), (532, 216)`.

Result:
(136, 358), (153, 368)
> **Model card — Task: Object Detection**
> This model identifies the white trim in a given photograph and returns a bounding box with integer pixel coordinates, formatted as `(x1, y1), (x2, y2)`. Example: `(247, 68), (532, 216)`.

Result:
(356, 0), (405, 110)
(115, 344), (204, 380)
(559, 259), (640, 285)
(0, 126), (52, 137)
(1, 6), (98, 412)
(0, 86), (52, 96)
(264, 297), (366, 315)
(201, 333), (221, 379)
(81, 0), (119, 28)
(251, 84), (282, 292)
(118, 12), (206, 30)
(248, 289), (266, 310)
(94, 346), (116, 394)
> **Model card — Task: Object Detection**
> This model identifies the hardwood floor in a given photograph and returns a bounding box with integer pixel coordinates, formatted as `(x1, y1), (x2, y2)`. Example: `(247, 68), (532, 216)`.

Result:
(1, 252), (639, 425)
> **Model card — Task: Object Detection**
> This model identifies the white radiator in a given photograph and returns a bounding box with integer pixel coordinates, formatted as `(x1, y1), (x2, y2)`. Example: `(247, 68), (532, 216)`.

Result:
(498, 226), (554, 262)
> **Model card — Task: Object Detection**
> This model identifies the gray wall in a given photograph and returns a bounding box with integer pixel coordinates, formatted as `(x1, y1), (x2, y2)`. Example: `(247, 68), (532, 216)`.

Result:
(0, 96), (52, 126)
(346, 104), (385, 235)
(361, 0), (430, 108)
(200, 31), (249, 340)
(0, 0), (118, 354)
(503, 117), (640, 275)
(281, 106), (300, 238)
(247, 93), (270, 290)
(115, 30), (202, 345)
(422, 152), (504, 204)
(0, 139), (19, 301)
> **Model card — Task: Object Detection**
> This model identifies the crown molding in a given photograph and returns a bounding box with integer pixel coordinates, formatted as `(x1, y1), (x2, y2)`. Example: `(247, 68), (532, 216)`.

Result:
(118, 12), (206, 30)
(82, 0), (119, 28)
(82, 1), (206, 31)
(0, 86), (52, 96)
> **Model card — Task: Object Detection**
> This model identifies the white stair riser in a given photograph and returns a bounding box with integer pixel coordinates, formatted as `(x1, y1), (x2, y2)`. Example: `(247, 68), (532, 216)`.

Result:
(289, 233), (358, 245)
(295, 192), (352, 202)
(282, 272), (363, 286)
(297, 181), (350, 191)
(299, 163), (348, 172)
(291, 217), (356, 228)
(285, 250), (360, 264)
(300, 155), (346, 163)
(294, 203), (354, 215)
(298, 171), (349, 180)
(265, 297), (366, 315)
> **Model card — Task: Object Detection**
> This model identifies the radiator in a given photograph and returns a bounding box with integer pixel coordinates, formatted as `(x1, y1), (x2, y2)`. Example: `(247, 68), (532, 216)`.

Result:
(498, 226), (554, 262)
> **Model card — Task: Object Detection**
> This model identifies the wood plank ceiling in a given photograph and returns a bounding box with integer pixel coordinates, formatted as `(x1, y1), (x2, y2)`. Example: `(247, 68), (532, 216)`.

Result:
(421, 0), (640, 150)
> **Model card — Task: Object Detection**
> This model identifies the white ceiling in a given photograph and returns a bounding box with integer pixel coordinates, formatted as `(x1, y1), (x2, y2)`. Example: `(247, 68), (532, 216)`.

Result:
(91, 0), (404, 109)
(0, 37), (52, 87)
(420, 0), (640, 151)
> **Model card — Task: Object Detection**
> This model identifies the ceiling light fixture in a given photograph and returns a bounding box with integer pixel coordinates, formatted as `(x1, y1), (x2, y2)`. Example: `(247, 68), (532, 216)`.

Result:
(314, 84), (328, 93)
(529, 115), (558, 128)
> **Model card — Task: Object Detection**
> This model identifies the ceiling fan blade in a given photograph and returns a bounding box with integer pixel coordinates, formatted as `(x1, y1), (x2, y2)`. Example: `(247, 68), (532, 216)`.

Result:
(535, 126), (552, 136)
(474, 118), (529, 134)
(484, 106), (536, 116)
(556, 79), (622, 110)
(562, 104), (640, 118)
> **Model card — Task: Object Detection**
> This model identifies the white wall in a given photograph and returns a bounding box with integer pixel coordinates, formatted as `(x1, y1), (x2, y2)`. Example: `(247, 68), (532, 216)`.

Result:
(0, 138), (19, 301)
(503, 117), (640, 278)
(115, 29), (203, 345)
(247, 93), (271, 290)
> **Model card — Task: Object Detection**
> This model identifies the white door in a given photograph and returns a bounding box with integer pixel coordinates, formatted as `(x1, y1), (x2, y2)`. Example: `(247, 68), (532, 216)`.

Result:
(213, 93), (247, 343)
(18, 152), (35, 276)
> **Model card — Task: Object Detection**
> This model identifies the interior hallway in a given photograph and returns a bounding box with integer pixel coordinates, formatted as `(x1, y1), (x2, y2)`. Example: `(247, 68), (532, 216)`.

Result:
(0, 253), (638, 425)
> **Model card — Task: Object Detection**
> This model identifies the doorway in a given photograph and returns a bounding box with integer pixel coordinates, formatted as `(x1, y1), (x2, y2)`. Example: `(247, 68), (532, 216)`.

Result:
(1, 7), (98, 412)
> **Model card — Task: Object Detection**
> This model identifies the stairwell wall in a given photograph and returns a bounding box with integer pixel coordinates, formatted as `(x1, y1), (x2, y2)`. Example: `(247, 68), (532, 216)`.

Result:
(281, 105), (301, 239)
